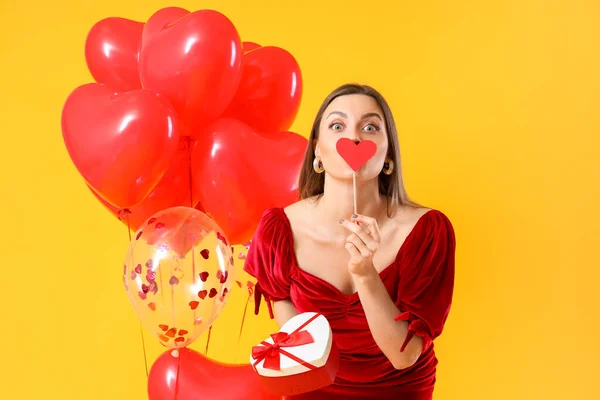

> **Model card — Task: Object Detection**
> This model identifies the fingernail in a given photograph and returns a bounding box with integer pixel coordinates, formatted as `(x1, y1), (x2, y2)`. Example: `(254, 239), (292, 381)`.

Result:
(352, 213), (358, 218)
(339, 219), (344, 224)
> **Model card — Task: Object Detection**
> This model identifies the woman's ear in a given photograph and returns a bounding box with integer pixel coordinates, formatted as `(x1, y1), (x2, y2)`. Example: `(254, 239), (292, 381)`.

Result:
(313, 139), (319, 156)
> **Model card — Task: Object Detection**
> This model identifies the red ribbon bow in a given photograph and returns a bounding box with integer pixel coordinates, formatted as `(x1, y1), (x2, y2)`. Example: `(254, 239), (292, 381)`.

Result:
(252, 313), (321, 371)
(394, 311), (430, 352)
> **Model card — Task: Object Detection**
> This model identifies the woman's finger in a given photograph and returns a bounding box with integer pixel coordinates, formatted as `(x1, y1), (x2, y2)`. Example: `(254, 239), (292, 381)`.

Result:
(340, 219), (379, 253)
(350, 214), (381, 243)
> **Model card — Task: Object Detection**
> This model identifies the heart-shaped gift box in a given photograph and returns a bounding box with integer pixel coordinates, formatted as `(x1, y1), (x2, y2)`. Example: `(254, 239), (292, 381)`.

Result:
(250, 312), (339, 396)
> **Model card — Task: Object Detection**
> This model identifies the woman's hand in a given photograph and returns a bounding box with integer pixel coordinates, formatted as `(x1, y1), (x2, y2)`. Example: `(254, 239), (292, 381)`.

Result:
(340, 214), (382, 277)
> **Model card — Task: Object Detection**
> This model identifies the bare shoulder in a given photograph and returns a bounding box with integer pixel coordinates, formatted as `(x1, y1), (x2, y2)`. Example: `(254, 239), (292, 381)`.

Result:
(389, 206), (455, 243)
(283, 197), (318, 223)
(391, 206), (433, 227)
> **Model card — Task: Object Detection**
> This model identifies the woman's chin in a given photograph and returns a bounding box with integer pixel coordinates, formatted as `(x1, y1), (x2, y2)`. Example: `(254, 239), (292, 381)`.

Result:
(328, 168), (378, 182)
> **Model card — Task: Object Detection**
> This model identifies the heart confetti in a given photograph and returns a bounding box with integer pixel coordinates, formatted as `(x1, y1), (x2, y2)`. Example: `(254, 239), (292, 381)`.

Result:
(165, 327), (177, 338)
(216, 270), (228, 284)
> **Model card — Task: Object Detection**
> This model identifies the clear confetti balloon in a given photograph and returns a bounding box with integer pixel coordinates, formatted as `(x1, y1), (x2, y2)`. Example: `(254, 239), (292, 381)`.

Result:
(123, 206), (235, 348)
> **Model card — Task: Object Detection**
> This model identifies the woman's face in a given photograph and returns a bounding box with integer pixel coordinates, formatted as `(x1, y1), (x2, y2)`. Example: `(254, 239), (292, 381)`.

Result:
(315, 94), (389, 181)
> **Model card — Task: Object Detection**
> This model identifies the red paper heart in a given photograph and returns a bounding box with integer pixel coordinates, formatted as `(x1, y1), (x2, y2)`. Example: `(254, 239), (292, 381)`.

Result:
(208, 288), (218, 298)
(198, 290), (208, 300)
(85, 17), (143, 92)
(61, 83), (179, 208)
(200, 249), (210, 260)
(140, 8), (242, 137)
(148, 348), (279, 400)
(192, 118), (307, 243)
(199, 272), (209, 282)
(335, 138), (377, 171)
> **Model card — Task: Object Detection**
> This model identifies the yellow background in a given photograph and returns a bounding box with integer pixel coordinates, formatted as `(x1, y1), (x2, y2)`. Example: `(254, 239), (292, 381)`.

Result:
(1, 0), (599, 399)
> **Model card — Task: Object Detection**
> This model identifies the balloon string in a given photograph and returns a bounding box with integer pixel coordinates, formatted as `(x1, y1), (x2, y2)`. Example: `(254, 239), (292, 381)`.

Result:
(204, 326), (213, 356)
(124, 211), (149, 379)
(173, 352), (181, 400)
(186, 137), (199, 331)
(140, 324), (149, 379)
(234, 291), (252, 363)
(187, 137), (194, 209)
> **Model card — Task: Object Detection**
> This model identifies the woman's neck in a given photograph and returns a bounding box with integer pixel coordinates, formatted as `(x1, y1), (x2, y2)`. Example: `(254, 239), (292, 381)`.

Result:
(316, 175), (387, 226)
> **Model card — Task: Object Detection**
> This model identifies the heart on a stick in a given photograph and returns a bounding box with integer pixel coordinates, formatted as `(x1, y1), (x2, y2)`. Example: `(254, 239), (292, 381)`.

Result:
(335, 138), (377, 171)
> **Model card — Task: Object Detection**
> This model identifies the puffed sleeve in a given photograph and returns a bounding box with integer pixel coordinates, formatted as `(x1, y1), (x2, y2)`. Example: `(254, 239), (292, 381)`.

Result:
(394, 210), (456, 353)
(243, 208), (293, 319)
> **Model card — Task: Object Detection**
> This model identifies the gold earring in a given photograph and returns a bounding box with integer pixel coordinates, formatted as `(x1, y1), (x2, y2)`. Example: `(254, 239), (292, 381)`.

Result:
(313, 156), (324, 173)
(382, 158), (394, 175)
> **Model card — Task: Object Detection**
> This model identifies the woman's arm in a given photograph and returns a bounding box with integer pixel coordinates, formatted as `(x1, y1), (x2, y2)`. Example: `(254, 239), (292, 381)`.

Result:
(341, 215), (422, 369)
(273, 299), (300, 328)
(352, 271), (422, 369)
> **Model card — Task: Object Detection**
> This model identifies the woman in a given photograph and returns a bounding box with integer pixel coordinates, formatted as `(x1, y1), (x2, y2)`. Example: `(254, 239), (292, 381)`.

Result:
(244, 83), (455, 399)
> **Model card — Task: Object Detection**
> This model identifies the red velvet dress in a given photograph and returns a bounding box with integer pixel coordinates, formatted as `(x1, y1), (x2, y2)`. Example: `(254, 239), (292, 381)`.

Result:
(244, 208), (455, 400)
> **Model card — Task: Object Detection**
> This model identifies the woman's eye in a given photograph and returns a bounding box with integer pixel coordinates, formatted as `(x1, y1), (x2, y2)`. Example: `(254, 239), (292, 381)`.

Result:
(330, 123), (344, 131)
(363, 124), (379, 132)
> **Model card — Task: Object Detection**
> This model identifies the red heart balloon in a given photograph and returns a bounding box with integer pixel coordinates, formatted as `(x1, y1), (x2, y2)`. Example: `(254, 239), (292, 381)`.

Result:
(148, 348), (281, 400)
(191, 118), (307, 244)
(85, 17), (144, 92)
(140, 8), (243, 137)
(223, 46), (302, 133)
(91, 138), (200, 230)
(335, 138), (377, 171)
(62, 83), (179, 208)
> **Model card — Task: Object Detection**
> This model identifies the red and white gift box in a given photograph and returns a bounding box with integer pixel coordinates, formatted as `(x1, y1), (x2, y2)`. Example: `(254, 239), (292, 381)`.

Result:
(250, 312), (339, 396)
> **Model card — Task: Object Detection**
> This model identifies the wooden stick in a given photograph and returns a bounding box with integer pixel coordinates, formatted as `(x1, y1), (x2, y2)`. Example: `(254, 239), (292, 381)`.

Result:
(353, 171), (357, 215)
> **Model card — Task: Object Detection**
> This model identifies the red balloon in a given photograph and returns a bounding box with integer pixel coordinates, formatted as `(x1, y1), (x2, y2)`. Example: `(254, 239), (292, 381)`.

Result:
(148, 348), (281, 400)
(85, 17), (144, 92)
(223, 46), (302, 133)
(91, 138), (201, 230)
(140, 7), (243, 137)
(242, 41), (261, 53)
(191, 118), (307, 244)
(62, 83), (179, 208)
